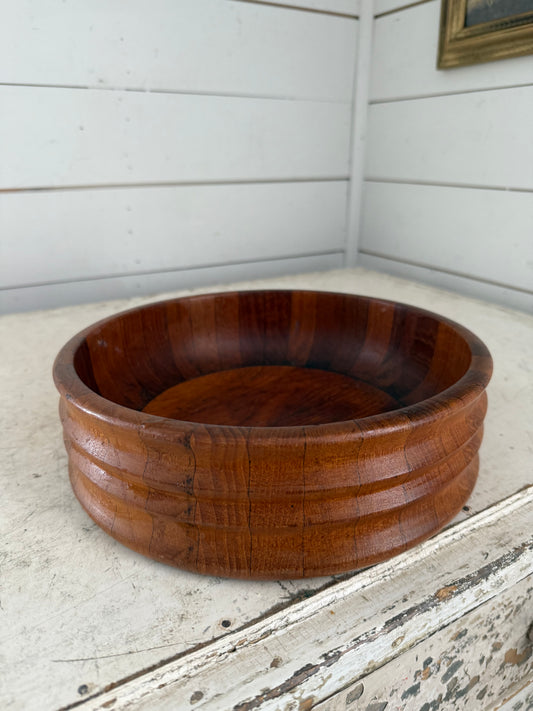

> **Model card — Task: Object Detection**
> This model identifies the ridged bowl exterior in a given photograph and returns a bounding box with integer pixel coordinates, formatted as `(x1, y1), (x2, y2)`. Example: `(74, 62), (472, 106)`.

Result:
(53, 291), (492, 579)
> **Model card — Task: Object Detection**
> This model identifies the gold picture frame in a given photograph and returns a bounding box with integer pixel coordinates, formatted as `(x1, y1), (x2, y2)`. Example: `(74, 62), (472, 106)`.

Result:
(438, 0), (533, 68)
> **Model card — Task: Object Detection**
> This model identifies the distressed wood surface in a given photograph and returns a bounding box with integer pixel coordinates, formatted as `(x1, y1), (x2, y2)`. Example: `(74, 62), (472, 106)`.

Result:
(315, 572), (533, 710)
(1, 268), (532, 709)
(497, 680), (533, 710)
(85, 490), (533, 710)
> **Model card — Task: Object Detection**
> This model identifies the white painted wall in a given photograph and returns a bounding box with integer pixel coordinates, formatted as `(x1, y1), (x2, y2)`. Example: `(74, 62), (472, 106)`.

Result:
(2, 0), (531, 314)
(359, 0), (533, 313)
(0, 0), (358, 313)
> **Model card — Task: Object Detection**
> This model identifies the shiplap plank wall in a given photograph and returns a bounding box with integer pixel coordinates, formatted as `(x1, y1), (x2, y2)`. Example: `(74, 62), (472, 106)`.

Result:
(3, 0), (532, 314)
(1, 89), (350, 188)
(1, 183), (347, 288)
(2, 254), (344, 314)
(366, 87), (533, 189)
(0, 1), (356, 100)
(0, 0), (357, 313)
(233, 0), (359, 16)
(359, 0), (533, 312)
(362, 183), (533, 292)
(370, 0), (533, 99)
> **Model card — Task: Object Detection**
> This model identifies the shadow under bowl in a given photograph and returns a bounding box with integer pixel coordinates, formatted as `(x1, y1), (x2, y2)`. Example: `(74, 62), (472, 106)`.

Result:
(53, 290), (492, 579)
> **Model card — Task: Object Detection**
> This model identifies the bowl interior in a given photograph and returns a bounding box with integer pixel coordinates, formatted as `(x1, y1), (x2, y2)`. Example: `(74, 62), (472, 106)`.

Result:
(72, 291), (473, 427)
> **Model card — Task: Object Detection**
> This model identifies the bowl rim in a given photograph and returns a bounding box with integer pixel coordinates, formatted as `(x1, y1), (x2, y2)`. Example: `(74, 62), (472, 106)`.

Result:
(53, 289), (493, 436)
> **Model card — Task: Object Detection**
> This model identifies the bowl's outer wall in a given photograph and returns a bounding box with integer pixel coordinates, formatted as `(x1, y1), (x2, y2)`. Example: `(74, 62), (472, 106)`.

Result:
(54, 290), (492, 579)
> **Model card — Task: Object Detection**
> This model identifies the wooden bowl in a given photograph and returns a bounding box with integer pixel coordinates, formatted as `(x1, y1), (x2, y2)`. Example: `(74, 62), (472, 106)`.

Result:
(53, 290), (492, 580)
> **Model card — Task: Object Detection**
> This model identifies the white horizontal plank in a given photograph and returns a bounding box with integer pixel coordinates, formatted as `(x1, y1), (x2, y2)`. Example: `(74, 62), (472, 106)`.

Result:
(0, 0), (357, 102)
(373, 0), (421, 15)
(366, 87), (533, 190)
(0, 87), (351, 189)
(371, 0), (533, 101)
(361, 181), (533, 292)
(0, 253), (344, 314)
(357, 253), (533, 313)
(0, 181), (347, 288)
(233, 0), (359, 15)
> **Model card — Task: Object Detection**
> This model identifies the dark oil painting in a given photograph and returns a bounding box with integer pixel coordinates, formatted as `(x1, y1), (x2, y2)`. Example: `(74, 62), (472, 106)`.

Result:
(465, 0), (533, 26)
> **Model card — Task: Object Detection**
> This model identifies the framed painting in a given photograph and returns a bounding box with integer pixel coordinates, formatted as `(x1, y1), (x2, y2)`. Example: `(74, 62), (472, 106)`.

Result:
(438, 0), (533, 68)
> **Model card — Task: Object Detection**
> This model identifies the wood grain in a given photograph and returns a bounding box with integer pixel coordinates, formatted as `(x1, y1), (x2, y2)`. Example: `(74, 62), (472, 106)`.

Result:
(53, 290), (492, 579)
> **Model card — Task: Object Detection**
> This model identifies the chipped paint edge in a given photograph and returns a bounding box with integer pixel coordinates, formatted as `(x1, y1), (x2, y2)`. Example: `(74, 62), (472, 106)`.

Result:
(79, 486), (533, 711)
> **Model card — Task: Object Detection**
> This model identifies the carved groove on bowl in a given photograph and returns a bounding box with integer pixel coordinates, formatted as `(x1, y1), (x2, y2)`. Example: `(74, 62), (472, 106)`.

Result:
(54, 290), (492, 579)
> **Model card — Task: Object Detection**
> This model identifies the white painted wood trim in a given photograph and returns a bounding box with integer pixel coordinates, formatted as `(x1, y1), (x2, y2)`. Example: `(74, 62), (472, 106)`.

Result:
(0, 181), (347, 289)
(344, 0), (374, 266)
(230, 0), (360, 16)
(360, 181), (533, 293)
(370, 0), (533, 102)
(85, 488), (533, 710)
(0, 0), (357, 101)
(365, 87), (533, 191)
(0, 87), (351, 190)
(357, 252), (533, 314)
(373, 0), (432, 16)
(0, 253), (344, 314)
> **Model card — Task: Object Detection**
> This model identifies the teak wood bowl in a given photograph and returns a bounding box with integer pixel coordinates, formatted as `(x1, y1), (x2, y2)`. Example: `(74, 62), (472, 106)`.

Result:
(53, 290), (492, 580)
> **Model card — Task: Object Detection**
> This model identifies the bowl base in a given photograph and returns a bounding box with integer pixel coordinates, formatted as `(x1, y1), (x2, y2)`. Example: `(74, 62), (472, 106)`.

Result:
(142, 365), (400, 427)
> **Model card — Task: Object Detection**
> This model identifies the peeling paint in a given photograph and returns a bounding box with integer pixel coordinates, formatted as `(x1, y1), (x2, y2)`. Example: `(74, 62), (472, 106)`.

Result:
(442, 660), (463, 683)
(233, 545), (531, 711)
(298, 696), (314, 711)
(476, 685), (488, 701)
(436, 585), (458, 601)
(419, 695), (444, 711)
(452, 629), (468, 641)
(455, 674), (480, 699)
(503, 646), (532, 666)
(233, 662), (325, 711)
(190, 690), (204, 704)
(345, 683), (364, 704)
(421, 666), (431, 680)
(401, 681), (420, 699)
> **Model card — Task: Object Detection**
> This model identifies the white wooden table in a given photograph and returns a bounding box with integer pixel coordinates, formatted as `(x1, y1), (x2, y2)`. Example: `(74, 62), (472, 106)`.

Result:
(1, 268), (532, 711)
